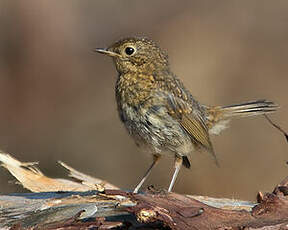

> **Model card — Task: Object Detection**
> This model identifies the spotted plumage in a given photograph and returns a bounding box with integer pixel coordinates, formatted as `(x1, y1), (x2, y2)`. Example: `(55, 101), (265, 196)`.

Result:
(95, 37), (277, 193)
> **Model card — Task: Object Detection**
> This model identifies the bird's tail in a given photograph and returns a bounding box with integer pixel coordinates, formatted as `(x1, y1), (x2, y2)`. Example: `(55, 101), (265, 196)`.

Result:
(206, 100), (278, 135)
(219, 99), (278, 118)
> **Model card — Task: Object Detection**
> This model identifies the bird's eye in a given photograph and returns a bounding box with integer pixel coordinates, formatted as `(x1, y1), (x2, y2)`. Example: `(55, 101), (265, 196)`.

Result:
(125, 47), (135, 55)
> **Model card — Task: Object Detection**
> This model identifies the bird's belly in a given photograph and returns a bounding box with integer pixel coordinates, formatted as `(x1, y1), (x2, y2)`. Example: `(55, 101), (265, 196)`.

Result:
(118, 103), (194, 155)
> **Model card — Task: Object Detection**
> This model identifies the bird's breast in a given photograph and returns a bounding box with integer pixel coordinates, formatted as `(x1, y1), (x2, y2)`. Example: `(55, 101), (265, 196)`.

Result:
(115, 73), (156, 108)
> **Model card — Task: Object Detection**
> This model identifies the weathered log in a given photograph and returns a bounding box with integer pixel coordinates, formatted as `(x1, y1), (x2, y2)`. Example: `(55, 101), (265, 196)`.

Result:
(1, 152), (288, 229)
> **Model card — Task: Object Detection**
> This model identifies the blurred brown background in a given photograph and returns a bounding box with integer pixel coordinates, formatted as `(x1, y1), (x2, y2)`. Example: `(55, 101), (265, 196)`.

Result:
(0, 0), (287, 200)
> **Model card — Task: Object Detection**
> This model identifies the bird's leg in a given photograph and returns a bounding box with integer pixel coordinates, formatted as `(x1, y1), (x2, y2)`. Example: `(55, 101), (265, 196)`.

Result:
(133, 154), (161, 193)
(168, 155), (183, 192)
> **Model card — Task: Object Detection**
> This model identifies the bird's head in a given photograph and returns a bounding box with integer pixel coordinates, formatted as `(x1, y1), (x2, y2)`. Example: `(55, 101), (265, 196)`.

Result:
(95, 37), (169, 74)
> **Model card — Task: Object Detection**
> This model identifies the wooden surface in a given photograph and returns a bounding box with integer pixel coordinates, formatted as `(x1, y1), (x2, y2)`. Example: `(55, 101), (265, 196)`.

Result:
(1, 151), (288, 229)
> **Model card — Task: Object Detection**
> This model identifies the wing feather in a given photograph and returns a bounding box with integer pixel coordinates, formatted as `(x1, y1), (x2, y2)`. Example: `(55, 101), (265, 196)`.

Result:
(166, 93), (219, 166)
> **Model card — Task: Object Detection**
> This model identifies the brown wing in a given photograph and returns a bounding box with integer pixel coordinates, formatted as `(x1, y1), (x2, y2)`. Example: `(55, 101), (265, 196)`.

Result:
(181, 113), (219, 166)
(181, 113), (212, 150)
(166, 93), (219, 166)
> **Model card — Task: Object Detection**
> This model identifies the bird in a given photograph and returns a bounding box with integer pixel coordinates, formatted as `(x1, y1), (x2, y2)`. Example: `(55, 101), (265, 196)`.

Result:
(95, 37), (277, 193)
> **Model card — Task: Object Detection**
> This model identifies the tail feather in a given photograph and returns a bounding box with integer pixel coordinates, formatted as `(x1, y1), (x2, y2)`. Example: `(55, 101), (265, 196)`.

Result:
(220, 99), (278, 118)
(207, 99), (278, 135)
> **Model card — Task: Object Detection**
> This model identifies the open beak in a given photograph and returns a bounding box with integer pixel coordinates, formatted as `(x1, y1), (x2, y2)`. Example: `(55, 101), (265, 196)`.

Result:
(94, 48), (120, 57)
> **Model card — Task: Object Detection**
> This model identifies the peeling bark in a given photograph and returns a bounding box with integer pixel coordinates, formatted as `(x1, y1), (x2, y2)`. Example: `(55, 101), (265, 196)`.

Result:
(1, 152), (288, 229)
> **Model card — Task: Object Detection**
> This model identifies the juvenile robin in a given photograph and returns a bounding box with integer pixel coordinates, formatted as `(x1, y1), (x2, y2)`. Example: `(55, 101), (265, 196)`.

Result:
(95, 37), (277, 193)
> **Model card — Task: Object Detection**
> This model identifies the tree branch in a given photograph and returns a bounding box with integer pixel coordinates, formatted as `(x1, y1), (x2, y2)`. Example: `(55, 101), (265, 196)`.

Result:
(1, 151), (288, 229)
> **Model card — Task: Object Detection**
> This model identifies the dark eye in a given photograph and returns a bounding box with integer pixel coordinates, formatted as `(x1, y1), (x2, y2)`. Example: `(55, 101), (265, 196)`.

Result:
(125, 47), (135, 55)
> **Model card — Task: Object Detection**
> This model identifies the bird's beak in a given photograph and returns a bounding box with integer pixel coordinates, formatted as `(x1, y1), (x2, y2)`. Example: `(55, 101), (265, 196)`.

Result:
(94, 48), (120, 57)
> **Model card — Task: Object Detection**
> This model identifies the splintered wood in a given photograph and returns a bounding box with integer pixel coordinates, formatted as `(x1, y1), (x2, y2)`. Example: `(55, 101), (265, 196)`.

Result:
(1, 151), (288, 230)
(0, 152), (118, 192)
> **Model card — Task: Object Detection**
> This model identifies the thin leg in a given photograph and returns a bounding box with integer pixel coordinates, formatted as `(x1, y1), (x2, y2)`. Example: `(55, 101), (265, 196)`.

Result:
(168, 156), (183, 192)
(133, 155), (161, 193)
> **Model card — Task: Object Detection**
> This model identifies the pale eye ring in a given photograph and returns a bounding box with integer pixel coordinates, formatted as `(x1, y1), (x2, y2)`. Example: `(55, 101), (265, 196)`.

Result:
(125, 46), (135, 55)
